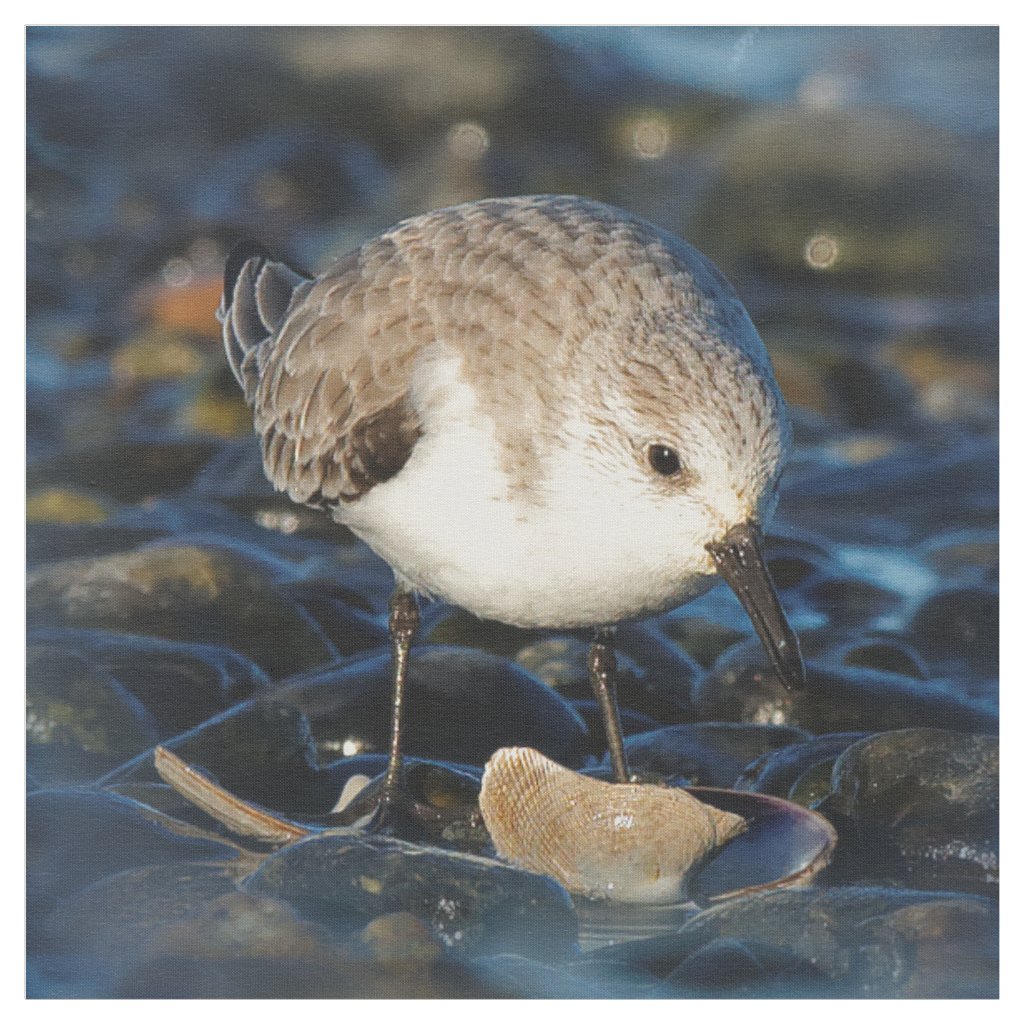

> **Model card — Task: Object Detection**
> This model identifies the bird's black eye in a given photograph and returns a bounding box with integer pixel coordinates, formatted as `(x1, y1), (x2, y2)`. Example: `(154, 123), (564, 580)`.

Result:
(647, 443), (682, 477)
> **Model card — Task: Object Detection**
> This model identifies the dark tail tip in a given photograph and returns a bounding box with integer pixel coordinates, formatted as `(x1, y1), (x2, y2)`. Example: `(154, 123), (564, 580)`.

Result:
(223, 241), (273, 310)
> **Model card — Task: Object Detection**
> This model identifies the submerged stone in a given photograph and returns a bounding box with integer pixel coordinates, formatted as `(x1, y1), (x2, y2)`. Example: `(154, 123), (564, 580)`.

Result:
(695, 645), (998, 735)
(27, 645), (160, 783)
(27, 437), (222, 504)
(43, 862), (240, 963)
(26, 542), (337, 678)
(909, 586), (998, 679)
(735, 732), (868, 800)
(273, 645), (589, 767)
(29, 627), (271, 734)
(584, 886), (997, 998)
(245, 831), (578, 959)
(820, 728), (998, 895)
(27, 789), (237, 927)
(617, 722), (810, 788)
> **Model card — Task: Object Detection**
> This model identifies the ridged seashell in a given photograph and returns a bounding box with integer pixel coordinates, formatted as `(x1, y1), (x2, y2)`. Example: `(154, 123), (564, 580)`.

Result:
(479, 747), (747, 904)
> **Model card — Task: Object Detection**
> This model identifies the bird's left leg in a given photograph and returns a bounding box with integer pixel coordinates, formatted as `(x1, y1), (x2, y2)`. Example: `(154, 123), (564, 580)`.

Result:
(588, 627), (631, 783)
(381, 586), (420, 802)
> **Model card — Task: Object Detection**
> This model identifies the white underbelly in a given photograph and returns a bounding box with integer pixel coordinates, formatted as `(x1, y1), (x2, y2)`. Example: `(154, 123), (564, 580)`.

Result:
(335, 364), (713, 628)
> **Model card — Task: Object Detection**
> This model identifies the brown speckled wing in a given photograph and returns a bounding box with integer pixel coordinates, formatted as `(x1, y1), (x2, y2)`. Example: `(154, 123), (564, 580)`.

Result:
(247, 248), (424, 506)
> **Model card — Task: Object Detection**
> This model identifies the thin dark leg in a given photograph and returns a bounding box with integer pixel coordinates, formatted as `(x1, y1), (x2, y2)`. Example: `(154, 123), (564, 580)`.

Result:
(588, 627), (630, 783)
(382, 587), (419, 802)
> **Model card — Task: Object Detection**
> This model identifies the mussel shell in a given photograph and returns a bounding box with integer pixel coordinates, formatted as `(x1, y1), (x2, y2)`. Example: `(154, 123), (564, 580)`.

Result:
(480, 747), (746, 904)
(684, 787), (836, 902)
(480, 747), (837, 911)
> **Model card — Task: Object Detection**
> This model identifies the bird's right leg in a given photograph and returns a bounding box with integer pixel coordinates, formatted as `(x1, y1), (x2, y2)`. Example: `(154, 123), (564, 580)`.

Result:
(588, 628), (631, 783)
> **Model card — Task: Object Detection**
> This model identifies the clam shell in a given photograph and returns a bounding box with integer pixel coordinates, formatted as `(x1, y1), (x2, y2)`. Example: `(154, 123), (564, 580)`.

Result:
(479, 747), (746, 904)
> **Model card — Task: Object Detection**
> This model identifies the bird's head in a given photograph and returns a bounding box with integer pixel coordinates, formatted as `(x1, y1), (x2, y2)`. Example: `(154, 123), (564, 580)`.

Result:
(574, 310), (805, 690)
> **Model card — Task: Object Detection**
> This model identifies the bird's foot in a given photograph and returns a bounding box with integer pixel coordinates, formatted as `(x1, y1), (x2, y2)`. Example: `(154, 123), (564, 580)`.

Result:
(329, 778), (435, 841)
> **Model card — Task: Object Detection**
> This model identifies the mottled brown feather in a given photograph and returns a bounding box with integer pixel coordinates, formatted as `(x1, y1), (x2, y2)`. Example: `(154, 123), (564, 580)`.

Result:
(223, 195), (782, 508)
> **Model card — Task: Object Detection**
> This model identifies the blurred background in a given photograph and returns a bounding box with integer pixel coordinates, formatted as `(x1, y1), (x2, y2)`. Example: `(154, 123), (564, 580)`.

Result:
(26, 27), (999, 999)
(27, 26), (998, 461)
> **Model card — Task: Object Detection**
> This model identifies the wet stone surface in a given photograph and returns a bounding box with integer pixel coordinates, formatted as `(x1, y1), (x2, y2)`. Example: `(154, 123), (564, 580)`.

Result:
(26, 542), (338, 678)
(818, 728), (998, 895)
(27, 789), (239, 930)
(273, 646), (590, 768)
(245, 831), (579, 959)
(694, 644), (998, 736)
(584, 886), (998, 998)
(617, 722), (811, 787)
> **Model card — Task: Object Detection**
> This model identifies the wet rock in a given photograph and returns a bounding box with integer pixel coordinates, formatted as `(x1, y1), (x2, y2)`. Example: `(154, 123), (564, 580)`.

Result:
(778, 438), (998, 545)
(27, 437), (222, 504)
(29, 627), (271, 734)
(428, 607), (542, 657)
(909, 586), (998, 679)
(655, 615), (748, 670)
(27, 645), (161, 783)
(105, 781), (257, 839)
(245, 831), (578, 959)
(273, 646), (589, 768)
(222, 493), (360, 546)
(820, 729), (998, 895)
(617, 723), (810, 787)
(110, 330), (206, 382)
(735, 733), (868, 800)
(883, 333), (999, 429)
(691, 106), (996, 299)
(570, 700), (662, 750)
(359, 911), (444, 969)
(44, 862), (240, 962)
(27, 789), (238, 925)
(824, 356), (922, 433)
(695, 645), (998, 735)
(585, 887), (998, 998)
(26, 487), (110, 524)
(762, 539), (830, 592)
(803, 576), (903, 629)
(831, 635), (929, 679)
(918, 528), (999, 585)
(26, 542), (337, 678)
(121, 697), (333, 818)
(26, 523), (170, 566)
(516, 627), (698, 723)
(281, 582), (388, 656)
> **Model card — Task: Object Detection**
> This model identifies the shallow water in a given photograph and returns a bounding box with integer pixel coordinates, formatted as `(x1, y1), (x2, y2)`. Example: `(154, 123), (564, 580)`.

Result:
(26, 26), (998, 999)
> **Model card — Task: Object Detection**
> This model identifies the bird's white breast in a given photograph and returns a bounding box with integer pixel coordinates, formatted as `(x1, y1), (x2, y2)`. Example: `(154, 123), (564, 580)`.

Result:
(336, 346), (716, 628)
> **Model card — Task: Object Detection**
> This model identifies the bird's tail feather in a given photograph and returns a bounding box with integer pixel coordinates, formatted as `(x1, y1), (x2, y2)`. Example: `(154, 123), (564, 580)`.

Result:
(217, 242), (311, 401)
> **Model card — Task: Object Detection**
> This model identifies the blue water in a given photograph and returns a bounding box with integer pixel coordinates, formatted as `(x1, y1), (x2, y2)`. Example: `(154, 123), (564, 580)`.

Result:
(545, 26), (998, 135)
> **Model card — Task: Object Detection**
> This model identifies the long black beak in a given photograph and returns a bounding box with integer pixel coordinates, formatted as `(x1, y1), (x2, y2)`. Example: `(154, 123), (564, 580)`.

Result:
(706, 522), (806, 691)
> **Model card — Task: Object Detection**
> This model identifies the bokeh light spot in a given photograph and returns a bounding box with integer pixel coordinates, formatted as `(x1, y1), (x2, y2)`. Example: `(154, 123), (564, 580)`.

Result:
(804, 233), (840, 270)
